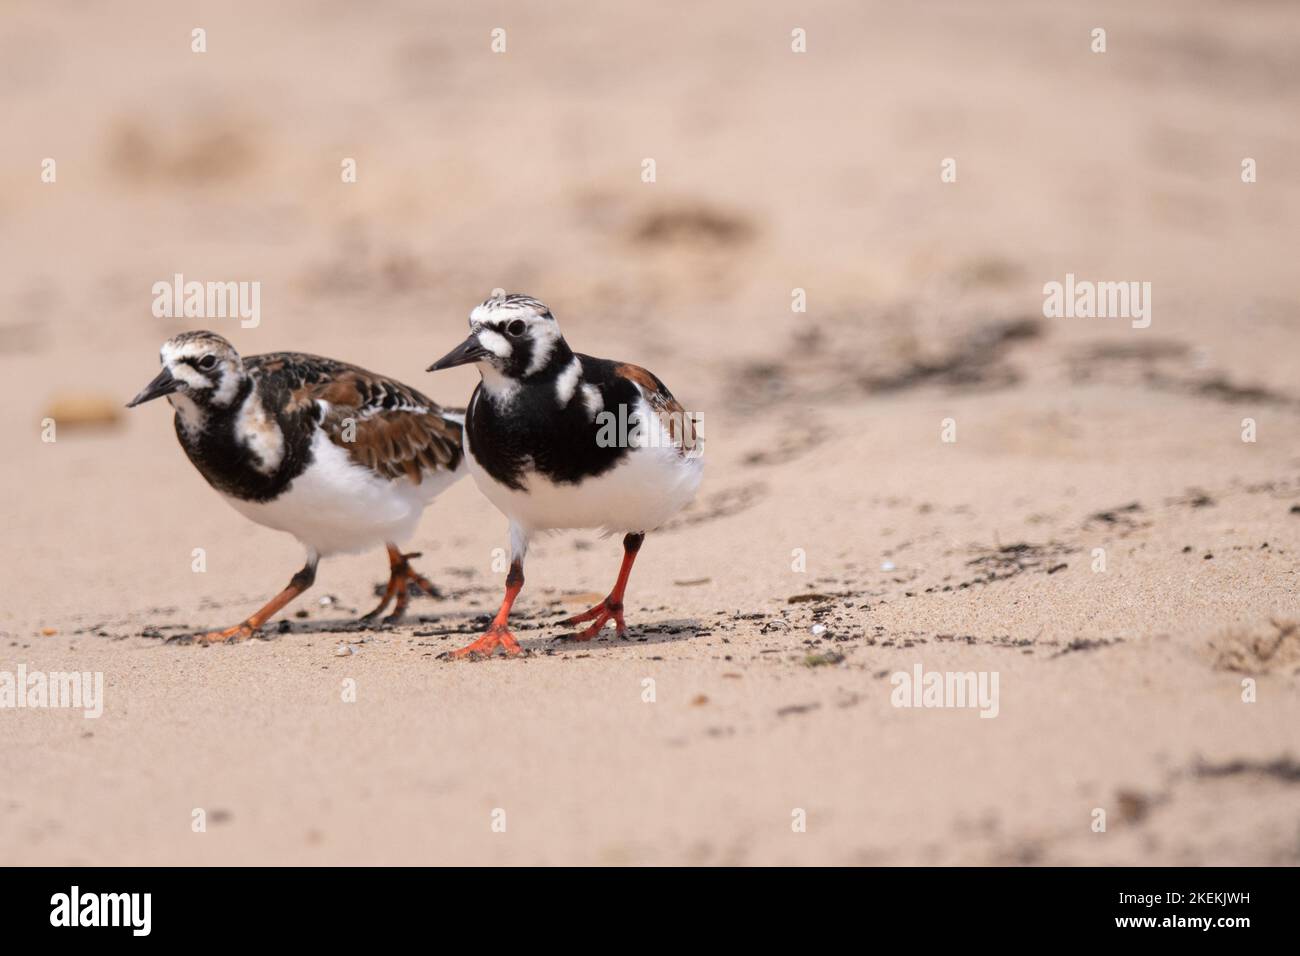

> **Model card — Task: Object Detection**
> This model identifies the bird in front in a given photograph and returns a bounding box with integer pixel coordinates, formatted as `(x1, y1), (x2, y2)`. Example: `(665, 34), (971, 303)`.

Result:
(127, 330), (465, 643)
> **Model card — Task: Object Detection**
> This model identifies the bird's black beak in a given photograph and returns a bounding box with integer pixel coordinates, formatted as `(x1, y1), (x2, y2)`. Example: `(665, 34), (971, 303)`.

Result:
(126, 367), (181, 408)
(427, 334), (490, 372)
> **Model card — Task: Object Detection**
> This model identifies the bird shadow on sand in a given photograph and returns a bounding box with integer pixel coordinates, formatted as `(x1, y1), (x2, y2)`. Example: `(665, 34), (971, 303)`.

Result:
(133, 607), (707, 653)
(136, 618), (392, 645)
(419, 610), (709, 659)
(523, 616), (708, 657)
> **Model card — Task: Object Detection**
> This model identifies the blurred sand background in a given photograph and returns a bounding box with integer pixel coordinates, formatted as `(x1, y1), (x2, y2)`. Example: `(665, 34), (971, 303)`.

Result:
(2, 0), (1299, 864)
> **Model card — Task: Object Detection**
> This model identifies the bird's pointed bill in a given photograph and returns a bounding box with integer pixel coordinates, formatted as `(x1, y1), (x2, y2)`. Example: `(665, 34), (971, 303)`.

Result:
(427, 335), (490, 372)
(126, 367), (181, 407)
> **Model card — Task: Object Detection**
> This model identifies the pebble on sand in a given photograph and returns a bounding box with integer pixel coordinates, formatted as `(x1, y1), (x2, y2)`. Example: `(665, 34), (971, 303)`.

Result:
(44, 393), (123, 429)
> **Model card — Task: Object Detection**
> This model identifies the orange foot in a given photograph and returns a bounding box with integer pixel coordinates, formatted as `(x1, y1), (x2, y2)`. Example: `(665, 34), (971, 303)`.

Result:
(194, 623), (259, 645)
(361, 549), (441, 625)
(558, 598), (626, 642)
(450, 625), (523, 659)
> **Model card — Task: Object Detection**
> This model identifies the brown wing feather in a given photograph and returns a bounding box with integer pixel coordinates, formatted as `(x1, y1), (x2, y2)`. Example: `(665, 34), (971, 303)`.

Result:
(614, 363), (700, 454)
(314, 372), (462, 483)
(249, 353), (463, 484)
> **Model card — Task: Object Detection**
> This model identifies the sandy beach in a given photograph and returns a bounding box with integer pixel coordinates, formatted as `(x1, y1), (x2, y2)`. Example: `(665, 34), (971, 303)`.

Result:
(2, 0), (1299, 865)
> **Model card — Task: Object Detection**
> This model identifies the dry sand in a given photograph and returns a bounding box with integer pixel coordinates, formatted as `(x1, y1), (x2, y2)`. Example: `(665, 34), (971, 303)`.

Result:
(2, 0), (1299, 865)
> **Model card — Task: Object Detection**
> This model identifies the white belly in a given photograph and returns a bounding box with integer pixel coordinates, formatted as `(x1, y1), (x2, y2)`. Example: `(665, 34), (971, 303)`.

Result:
(468, 412), (704, 536)
(224, 430), (463, 556)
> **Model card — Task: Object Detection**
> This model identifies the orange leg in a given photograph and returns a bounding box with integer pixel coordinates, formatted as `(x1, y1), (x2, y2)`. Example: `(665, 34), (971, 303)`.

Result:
(362, 544), (440, 625)
(194, 558), (318, 644)
(559, 533), (644, 641)
(450, 560), (525, 659)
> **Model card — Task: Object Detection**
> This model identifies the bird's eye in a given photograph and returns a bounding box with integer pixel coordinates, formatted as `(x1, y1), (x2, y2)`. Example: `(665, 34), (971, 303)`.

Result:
(506, 320), (526, 337)
(197, 354), (218, 371)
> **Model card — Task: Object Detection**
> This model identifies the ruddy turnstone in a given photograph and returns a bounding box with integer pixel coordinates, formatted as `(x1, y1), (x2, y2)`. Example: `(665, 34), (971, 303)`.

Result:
(127, 330), (465, 643)
(427, 293), (703, 658)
